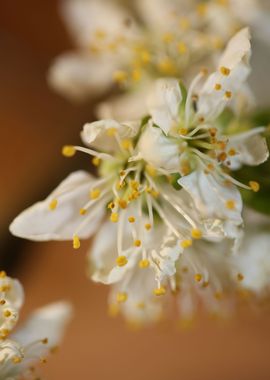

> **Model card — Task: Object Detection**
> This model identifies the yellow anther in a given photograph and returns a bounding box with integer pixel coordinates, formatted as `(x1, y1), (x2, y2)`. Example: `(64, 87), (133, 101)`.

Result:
(0, 329), (10, 338)
(197, 3), (208, 15)
(80, 208), (87, 215)
(113, 70), (128, 84)
(182, 266), (189, 273)
(92, 157), (100, 166)
(49, 199), (58, 211)
(94, 29), (106, 40)
(40, 357), (47, 364)
(194, 273), (203, 282)
(178, 128), (188, 135)
(162, 33), (174, 43)
(90, 188), (101, 200)
(130, 180), (139, 190)
(177, 42), (187, 54)
(116, 181), (126, 190)
(214, 83), (222, 91)
(214, 292), (223, 300)
(73, 235), (80, 250)
(134, 239), (141, 247)
(119, 170), (126, 177)
(146, 164), (157, 177)
(228, 148), (237, 156)
(237, 273), (244, 282)
(128, 216), (135, 223)
(140, 50), (151, 64)
(118, 199), (127, 209)
(180, 239), (192, 249)
(209, 128), (217, 137)
(145, 223), (152, 231)
(180, 162), (191, 176)
(179, 17), (190, 30)
(132, 69), (142, 82)
(136, 302), (145, 309)
(0, 271), (6, 278)
(220, 66), (231, 76)
(154, 287), (166, 296)
(116, 256), (128, 267)
(207, 163), (215, 171)
(191, 229), (202, 239)
(117, 292), (128, 303)
(0, 285), (10, 292)
(249, 181), (260, 192)
(108, 303), (120, 317)
(225, 91), (232, 99)
(121, 139), (133, 150)
(110, 213), (119, 223)
(139, 259), (150, 268)
(106, 127), (116, 137)
(12, 356), (22, 364)
(0, 299), (6, 305)
(157, 58), (177, 75)
(42, 338), (48, 344)
(202, 281), (209, 288)
(108, 202), (115, 210)
(226, 199), (236, 210)
(62, 145), (76, 157)
(218, 152), (227, 162)
(3, 310), (11, 318)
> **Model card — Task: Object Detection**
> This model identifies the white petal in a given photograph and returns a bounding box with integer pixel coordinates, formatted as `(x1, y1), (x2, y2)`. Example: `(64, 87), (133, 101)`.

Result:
(81, 119), (140, 153)
(61, 0), (136, 48)
(147, 78), (182, 134)
(12, 302), (73, 348)
(197, 28), (251, 120)
(48, 53), (117, 101)
(9, 171), (104, 241)
(179, 170), (243, 238)
(137, 124), (180, 172)
(228, 127), (269, 169)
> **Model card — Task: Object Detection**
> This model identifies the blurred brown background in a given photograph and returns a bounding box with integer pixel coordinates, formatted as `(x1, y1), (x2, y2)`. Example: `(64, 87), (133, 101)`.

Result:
(1, 1), (270, 379)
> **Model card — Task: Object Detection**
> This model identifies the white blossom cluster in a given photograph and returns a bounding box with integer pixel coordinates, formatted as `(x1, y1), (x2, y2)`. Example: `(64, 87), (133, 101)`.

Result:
(5, 1), (270, 366)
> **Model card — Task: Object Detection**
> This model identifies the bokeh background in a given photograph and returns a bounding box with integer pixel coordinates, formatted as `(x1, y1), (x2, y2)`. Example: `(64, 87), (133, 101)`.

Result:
(1, 1), (270, 379)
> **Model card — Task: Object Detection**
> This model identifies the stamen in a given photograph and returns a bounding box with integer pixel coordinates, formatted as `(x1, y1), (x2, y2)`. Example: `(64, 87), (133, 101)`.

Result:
(118, 199), (127, 209)
(49, 199), (58, 211)
(191, 229), (202, 239)
(80, 208), (87, 215)
(117, 292), (128, 303)
(153, 287), (166, 296)
(134, 239), (141, 247)
(110, 213), (119, 223)
(116, 256), (128, 267)
(220, 66), (231, 76)
(194, 273), (203, 282)
(225, 199), (236, 210)
(128, 216), (135, 223)
(113, 70), (128, 84)
(225, 91), (232, 99)
(237, 273), (244, 282)
(214, 83), (222, 91)
(139, 259), (150, 268)
(62, 145), (76, 157)
(144, 223), (151, 231)
(73, 235), (80, 250)
(0, 271), (6, 278)
(92, 157), (100, 166)
(180, 240), (192, 248)
(249, 181), (260, 192)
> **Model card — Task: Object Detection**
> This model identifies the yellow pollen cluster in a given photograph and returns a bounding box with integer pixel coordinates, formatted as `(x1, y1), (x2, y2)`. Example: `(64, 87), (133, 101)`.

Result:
(116, 256), (128, 267)
(146, 165), (157, 177)
(139, 259), (150, 269)
(92, 157), (100, 167)
(117, 292), (128, 303)
(228, 148), (237, 156)
(220, 66), (231, 76)
(177, 42), (187, 54)
(145, 223), (151, 231)
(49, 199), (58, 211)
(237, 273), (244, 282)
(0, 299), (6, 305)
(194, 273), (203, 282)
(121, 139), (133, 150)
(3, 309), (12, 318)
(90, 188), (101, 200)
(110, 212), (119, 223)
(225, 91), (232, 99)
(12, 356), (22, 364)
(0, 271), (7, 278)
(128, 216), (135, 223)
(80, 208), (87, 215)
(118, 199), (127, 209)
(180, 239), (193, 249)
(134, 239), (141, 247)
(214, 83), (222, 91)
(154, 287), (166, 296)
(62, 145), (76, 157)
(113, 70), (127, 84)
(226, 199), (236, 210)
(191, 229), (202, 239)
(249, 181), (260, 192)
(158, 58), (177, 75)
(178, 127), (188, 136)
(73, 235), (80, 250)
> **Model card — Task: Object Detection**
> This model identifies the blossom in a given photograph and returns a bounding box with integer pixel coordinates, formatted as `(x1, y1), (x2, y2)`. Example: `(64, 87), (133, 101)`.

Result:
(137, 28), (269, 240)
(0, 272), (72, 379)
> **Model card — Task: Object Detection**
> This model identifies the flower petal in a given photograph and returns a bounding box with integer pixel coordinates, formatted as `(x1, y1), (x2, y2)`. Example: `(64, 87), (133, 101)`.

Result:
(228, 127), (269, 170)
(9, 171), (104, 241)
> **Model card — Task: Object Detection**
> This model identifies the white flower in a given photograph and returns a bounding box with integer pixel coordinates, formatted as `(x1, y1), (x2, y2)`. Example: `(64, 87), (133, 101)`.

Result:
(136, 29), (268, 240)
(0, 272), (72, 379)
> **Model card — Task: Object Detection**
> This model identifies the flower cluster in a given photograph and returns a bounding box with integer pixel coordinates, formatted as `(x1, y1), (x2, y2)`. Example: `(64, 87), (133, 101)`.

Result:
(0, 271), (72, 378)
(10, 26), (270, 325)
